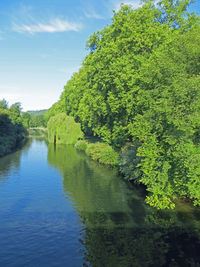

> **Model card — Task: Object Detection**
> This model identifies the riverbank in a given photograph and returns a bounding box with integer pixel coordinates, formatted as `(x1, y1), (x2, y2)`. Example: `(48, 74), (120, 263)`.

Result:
(1, 138), (200, 266)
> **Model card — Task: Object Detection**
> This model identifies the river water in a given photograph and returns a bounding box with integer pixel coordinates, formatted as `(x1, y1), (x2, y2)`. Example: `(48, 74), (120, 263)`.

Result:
(0, 138), (200, 267)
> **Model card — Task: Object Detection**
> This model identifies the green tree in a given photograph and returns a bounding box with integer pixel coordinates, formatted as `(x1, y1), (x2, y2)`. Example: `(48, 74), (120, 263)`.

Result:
(47, 113), (83, 145)
(0, 100), (26, 157)
(30, 114), (46, 127)
(9, 102), (22, 125)
(22, 112), (31, 128)
(0, 99), (8, 110)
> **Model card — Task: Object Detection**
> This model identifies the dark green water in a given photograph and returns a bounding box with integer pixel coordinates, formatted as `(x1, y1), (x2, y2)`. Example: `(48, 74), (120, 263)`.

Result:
(0, 138), (200, 267)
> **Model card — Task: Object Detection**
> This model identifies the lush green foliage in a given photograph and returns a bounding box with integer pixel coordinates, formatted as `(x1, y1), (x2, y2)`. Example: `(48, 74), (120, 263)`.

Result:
(75, 139), (119, 166)
(119, 143), (142, 183)
(22, 110), (47, 128)
(86, 142), (119, 166)
(129, 26), (200, 209)
(0, 100), (26, 157)
(22, 113), (46, 128)
(48, 113), (83, 145)
(22, 112), (31, 128)
(47, 0), (200, 208)
(44, 100), (66, 123)
(29, 114), (46, 127)
(0, 99), (8, 110)
(74, 140), (88, 151)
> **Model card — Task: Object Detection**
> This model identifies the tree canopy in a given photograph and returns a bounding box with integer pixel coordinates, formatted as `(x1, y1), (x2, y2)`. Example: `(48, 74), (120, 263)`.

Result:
(0, 100), (26, 157)
(47, 113), (83, 145)
(46, 0), (200, 209)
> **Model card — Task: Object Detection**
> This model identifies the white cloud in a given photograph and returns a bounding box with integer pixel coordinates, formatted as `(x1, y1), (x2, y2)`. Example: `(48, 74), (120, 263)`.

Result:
(84, 10), (104, 19)
(114, 1), (142, 12)
(13, 18), (82, 34)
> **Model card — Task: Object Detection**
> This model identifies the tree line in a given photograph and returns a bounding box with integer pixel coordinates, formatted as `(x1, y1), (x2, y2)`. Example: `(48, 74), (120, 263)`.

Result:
(21, 0), (200, 208)
(0, 99), (27, 157)
(0, 99), (47, 156)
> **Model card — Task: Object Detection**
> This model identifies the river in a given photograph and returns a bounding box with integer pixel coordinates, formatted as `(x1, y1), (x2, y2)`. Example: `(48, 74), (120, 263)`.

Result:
(0, 138), (200, 266)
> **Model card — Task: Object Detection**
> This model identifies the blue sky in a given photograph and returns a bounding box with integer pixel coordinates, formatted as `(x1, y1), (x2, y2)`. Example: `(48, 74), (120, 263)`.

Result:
(0, 0), (199, 111)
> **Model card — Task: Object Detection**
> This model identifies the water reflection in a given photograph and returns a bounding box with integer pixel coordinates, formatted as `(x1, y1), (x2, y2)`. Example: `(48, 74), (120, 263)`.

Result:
(0, 139), (32, 181)
(48, 144), (200, 266)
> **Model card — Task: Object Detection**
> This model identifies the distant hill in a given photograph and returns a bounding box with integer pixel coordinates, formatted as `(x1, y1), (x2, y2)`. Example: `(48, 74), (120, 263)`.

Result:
(26, 109), (47, 116)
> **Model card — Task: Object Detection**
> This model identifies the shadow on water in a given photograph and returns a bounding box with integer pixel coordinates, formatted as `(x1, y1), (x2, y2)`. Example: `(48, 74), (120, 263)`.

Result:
(0, 138), (33, 181)
(48, 143), (200, 267)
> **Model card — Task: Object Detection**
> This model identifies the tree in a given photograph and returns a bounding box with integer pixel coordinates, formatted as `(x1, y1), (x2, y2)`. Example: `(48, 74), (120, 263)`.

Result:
(29, 114), (46, 127)
(47, 113), (83, 145)
(0, 99), (8, 110)
(22, 112), (31, 128)
(9, 102), (22, 125)
(0, 100), (26, 157)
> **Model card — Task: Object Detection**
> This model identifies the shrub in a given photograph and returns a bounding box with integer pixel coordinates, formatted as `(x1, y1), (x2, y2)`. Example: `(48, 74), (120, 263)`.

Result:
(86, 142), (119, 166)
(119, 143), (142, 183)
(99, 146), (119, 166)
(86, 142), (107, 160)
(75, 140), (88, 151)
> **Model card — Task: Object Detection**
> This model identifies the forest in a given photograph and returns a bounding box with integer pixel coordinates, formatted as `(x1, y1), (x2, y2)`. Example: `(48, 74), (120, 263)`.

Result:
(45, 0), (200, 209)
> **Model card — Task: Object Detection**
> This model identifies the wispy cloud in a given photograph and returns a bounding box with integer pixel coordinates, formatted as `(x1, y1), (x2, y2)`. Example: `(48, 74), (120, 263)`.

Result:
(12, 18), (82, 34)
(84, 10), (104, 19)
(114, 1), (142, 12)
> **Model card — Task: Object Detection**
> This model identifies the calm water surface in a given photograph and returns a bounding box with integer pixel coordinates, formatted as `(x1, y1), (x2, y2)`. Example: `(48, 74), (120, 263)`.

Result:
(0, 138), (200, 267)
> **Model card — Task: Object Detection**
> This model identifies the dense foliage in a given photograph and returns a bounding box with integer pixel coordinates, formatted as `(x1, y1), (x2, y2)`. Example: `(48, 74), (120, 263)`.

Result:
(47, 113), (83, 145)
(47, 0), (200, 209)
(0, 100), (27, 157)
(119, 143), (142, 183)
(22, 111), (46, 128)
(75, 140), (119, 166)
(29, 114), (46, 127)
(75, 140), (88, 151)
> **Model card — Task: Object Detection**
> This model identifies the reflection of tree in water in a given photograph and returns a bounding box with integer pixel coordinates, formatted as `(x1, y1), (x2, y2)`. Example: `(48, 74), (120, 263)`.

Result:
(0, 138), (33, 181)
(81, 210), (200, 267)
(47, 144), (146, 218)
(47, 144), (200, 267)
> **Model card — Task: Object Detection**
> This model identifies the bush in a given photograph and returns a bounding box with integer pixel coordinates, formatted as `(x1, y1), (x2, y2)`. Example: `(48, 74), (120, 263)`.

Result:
(86, 142), (119, 166)
(99, 146), (119, 166)
(75, 140), (88, 151)
(86, 143), (107, 160)
(119, 143), (142, 183)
